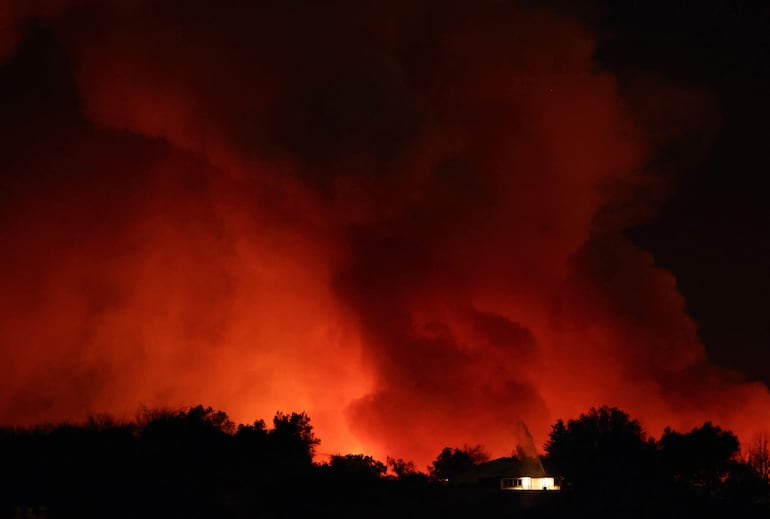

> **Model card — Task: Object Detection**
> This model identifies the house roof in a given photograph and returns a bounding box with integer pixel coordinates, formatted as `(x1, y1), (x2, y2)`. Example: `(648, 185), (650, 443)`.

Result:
(455, 457), (549, 484)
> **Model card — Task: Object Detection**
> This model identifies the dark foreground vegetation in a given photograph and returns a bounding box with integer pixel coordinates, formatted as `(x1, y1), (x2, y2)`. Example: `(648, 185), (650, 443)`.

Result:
(2, 405), (769, 518)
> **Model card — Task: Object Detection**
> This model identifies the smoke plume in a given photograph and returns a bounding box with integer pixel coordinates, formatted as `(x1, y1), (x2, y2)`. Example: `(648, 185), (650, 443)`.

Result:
(0, 0), (767, 466)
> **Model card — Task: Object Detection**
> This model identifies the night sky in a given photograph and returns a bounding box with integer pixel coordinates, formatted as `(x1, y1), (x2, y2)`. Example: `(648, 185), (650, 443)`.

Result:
(0, 0), (768, 466)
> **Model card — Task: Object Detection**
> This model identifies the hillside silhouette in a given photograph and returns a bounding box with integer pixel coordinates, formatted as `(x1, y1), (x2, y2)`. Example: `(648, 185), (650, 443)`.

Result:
(1, 405), (768, 518)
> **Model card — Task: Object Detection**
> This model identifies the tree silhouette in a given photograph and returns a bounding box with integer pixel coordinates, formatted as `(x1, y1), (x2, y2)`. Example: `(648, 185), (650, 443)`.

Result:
(428, 445), (489, 482)
(659, 422), (739, 492)
(266, 411), (319, 474)
(387, 457), (418, 479)
(746, 432), (770, 483)
(235, 418), (268, 442)
(5, 403), (770, 518)
(545, 406), (653, 489)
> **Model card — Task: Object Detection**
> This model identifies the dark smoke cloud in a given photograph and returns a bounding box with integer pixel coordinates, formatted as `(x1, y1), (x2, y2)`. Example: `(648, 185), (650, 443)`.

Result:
(0, 0), (767, 466)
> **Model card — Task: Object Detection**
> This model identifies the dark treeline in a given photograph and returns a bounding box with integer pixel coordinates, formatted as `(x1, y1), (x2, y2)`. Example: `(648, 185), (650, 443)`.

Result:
(2, 405), (769, 518)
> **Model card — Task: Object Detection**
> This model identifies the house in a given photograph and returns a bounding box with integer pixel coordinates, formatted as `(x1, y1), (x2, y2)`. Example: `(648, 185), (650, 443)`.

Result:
(452, 456), (561, 491)
(500, 476), (560, 491)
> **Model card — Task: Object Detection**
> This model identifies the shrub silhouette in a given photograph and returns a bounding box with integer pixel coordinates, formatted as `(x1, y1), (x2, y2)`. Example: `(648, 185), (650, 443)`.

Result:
(328, 454), (387, 481)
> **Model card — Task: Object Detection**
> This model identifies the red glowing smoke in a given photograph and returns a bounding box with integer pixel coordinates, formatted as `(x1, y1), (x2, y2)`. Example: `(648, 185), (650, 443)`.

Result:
(0, 0), (767, 467)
